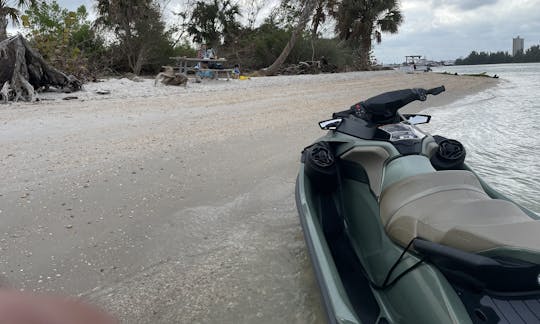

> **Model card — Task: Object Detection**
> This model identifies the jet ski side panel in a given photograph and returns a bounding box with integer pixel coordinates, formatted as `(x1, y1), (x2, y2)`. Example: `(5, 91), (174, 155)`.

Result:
(296, 168), (361, 324)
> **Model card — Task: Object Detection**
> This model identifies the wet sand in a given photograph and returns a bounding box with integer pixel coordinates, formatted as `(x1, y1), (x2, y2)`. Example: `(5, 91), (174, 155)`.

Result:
(0, 71), (496, 323)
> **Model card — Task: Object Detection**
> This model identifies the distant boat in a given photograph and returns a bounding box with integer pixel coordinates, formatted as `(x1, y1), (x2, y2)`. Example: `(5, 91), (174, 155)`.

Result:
(398, 55), (432, 72)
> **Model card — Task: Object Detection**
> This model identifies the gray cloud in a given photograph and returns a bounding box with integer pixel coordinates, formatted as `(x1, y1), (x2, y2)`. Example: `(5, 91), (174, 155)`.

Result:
(432, 0), (499, 10)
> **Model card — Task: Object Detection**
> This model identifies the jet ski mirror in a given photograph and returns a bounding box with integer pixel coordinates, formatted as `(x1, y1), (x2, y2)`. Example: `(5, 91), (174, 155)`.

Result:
(403, 114), (431, 125)
(319, 118), (343, 130)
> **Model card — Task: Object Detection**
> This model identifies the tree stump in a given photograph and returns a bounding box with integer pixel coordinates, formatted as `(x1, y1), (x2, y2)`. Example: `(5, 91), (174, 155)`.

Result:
(0, 34), (81, 103)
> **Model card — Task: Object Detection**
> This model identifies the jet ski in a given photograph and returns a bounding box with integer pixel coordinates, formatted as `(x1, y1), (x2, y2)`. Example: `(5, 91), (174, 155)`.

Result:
(295, 86), (540, 324)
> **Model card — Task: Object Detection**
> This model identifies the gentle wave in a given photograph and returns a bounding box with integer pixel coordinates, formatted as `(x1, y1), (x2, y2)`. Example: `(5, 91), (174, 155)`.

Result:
(424, 63), (540, 213)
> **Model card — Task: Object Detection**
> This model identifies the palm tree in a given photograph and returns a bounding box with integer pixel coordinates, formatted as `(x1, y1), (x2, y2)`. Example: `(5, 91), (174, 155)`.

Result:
(311, 0), (337, 38)
(334, 0), (402, 70)
(0, 0), (36, 41)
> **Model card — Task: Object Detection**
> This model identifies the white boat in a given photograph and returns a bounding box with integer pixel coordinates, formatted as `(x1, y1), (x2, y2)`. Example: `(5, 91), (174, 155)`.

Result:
(398, 55), (431, 72)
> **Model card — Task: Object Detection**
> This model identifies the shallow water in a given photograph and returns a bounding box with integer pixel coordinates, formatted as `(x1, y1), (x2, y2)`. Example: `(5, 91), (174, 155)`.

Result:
(424, 63), (540, 213)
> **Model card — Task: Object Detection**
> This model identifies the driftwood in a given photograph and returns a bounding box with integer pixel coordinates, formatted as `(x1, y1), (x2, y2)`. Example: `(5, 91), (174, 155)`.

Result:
(278, 58), (338, 76)
(0, 35), (81, 103)
(155, 66), (188, 87)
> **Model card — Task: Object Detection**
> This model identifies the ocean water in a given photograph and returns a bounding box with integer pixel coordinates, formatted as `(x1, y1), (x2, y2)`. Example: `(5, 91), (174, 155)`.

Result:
(423, 63), (540, 213)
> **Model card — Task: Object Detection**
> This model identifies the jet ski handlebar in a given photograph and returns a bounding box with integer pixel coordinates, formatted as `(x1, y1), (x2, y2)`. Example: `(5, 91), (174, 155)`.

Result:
(426, 85), (446, 96)
(333, 86), (446, 124)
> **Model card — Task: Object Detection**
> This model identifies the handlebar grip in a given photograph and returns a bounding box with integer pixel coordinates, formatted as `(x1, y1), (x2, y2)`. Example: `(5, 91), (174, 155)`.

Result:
(427, 86), (445, 96)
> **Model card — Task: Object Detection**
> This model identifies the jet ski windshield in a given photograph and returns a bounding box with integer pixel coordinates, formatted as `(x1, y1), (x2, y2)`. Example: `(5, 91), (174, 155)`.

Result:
(378, 123), (427, 142)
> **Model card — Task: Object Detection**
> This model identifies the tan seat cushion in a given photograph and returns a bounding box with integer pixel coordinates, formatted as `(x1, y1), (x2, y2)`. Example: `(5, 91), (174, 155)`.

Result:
(380, 170), (540, 254)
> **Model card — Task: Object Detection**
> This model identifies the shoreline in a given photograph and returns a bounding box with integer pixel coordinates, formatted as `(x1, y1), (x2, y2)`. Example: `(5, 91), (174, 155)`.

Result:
(0, 71), (497, 323)
(399, 72), (498, 114)
(4, 70), (497, 111)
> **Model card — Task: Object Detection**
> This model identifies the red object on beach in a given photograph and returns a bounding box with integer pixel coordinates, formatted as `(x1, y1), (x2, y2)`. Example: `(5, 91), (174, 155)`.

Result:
(0, 290), (118, 324)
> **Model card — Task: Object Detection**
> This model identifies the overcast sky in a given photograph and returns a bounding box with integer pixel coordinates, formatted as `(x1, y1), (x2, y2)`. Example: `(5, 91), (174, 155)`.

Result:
(15, 0), (540, 63)
(373, 0), (540, 63)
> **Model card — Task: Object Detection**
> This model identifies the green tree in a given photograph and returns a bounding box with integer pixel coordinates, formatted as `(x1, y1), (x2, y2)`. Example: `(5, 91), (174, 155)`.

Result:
(185, 0), (241, 48)
(334, 0), (403, 70)
(248, 19), (291, 68)
(524, 45), (540, 63)
(0, 0), (36, 41)
(264, 0), (318, 75)
(455, 46), (540, 65)
(96, 0), (171, 75)
(23, 1), (103, 77)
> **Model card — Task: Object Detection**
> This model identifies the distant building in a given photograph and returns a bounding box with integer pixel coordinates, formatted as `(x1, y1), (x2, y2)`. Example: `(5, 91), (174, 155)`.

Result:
(513, 36), (524, 56)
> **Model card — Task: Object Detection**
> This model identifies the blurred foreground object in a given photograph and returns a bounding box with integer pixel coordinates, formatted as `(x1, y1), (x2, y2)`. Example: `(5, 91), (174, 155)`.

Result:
(0, 290), (117, 324)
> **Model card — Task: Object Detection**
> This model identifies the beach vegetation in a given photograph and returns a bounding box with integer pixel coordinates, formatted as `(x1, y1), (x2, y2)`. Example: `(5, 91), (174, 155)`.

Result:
(183, 0), (242, 48)
(6, 0), (405, 78)
(221, 18), (354, 71)
(95, 0), (172, 75)
(23, 1), (104, 78)
(263, 0), (318, 75)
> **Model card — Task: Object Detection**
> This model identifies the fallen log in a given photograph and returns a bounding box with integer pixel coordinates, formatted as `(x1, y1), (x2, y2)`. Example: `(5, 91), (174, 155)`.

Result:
(0, 34), (81, 103)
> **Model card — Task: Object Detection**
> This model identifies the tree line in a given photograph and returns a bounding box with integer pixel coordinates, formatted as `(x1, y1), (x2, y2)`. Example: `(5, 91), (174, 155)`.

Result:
(456, 45), (540, 65)
(0, 0), (405, 78)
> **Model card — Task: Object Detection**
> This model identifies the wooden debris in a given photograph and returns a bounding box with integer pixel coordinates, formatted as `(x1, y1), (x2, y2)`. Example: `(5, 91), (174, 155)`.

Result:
(278, 59), (338, 75)
(155, 66), (188, 87)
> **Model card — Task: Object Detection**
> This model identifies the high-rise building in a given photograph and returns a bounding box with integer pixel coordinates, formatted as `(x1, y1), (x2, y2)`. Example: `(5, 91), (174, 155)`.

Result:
(513, 36), (524, 56)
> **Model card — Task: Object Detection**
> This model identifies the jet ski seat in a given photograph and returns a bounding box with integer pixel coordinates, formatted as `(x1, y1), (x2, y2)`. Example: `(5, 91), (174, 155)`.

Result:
(379, 170), (540, 260)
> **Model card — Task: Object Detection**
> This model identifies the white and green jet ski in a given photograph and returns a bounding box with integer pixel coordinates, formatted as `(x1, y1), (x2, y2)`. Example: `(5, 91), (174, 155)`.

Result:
(295, 86), (540, 324)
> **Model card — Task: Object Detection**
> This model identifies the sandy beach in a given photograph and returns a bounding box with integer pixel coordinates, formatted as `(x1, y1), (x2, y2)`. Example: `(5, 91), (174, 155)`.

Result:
(0, 71), (497, 323)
